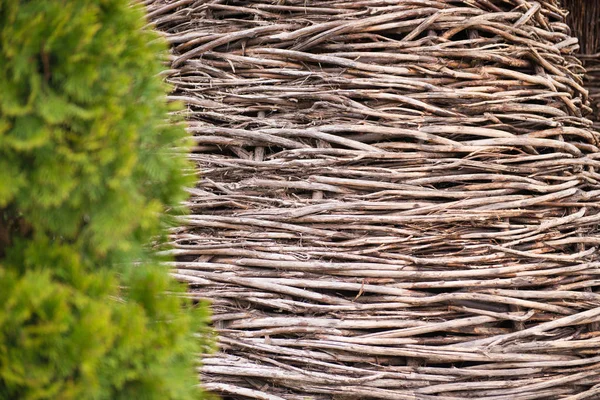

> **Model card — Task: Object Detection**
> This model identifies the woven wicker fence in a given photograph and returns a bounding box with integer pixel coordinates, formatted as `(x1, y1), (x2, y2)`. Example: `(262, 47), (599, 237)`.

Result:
(147, 0), (600, 398)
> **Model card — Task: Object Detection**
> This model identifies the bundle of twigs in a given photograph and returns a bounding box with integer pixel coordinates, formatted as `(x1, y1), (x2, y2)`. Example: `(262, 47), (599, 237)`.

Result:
(564, 0), (600, 125)
(146, 0), (600, 398)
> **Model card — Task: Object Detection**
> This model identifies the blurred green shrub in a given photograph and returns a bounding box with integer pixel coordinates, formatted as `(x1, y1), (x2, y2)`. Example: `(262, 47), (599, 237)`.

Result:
(0, 0), (212, 399)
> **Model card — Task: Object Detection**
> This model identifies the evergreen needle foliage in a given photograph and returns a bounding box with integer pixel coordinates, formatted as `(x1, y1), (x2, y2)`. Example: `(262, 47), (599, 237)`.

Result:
(0, 1), (212, 399)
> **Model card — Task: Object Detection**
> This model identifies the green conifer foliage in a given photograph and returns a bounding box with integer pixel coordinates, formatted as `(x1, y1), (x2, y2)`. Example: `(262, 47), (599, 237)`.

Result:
(0, 1), (212, 399)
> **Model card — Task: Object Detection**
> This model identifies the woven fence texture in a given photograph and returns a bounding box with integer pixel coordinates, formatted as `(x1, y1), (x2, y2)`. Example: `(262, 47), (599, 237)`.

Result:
(147, 1), (600, 398)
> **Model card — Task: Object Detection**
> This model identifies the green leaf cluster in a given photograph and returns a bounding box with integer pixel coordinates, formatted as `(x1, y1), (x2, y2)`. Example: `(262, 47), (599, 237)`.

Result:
(0, 0), (212, 399)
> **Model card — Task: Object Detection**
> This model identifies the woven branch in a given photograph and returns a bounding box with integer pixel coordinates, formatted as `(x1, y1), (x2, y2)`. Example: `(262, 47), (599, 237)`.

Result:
(147, 0), (600, 398)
